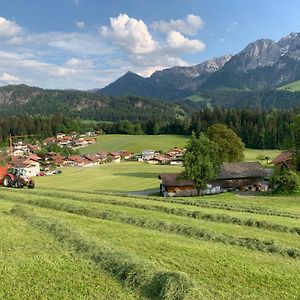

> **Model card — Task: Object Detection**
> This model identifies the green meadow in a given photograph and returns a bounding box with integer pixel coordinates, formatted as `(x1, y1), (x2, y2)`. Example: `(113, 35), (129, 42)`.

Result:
(79, 134), (280, 165)
(1, 158), (300, 299)
(79, 134), (190, 154)
(278, 80), (300, 91)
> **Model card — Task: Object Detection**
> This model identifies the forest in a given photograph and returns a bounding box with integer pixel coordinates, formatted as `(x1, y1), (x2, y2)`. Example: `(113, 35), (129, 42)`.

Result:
(0, 108), (298, 150)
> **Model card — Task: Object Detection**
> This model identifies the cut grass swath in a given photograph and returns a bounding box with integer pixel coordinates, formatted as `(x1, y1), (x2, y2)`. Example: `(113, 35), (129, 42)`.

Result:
(24, 190), (300, 235)
(11, 205), (200, 300)
(10, 197), (300, 259)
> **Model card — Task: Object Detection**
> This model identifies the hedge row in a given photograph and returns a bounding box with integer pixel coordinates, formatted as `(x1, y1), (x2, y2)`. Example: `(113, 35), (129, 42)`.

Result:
(11, 205), (199, 300)
(31, 190), (300, 236)
(12, 197), (300, 259)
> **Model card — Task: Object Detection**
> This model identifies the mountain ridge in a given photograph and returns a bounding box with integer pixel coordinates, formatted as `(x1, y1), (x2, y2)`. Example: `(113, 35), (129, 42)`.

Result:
(98, 32), (300, 99)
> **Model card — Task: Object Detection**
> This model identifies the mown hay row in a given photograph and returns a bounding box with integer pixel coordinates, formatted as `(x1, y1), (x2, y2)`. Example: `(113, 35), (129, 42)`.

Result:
(9, 196), (300, 259)
(23, 190), (300, 235)
(38, 187), (300, 219)
(10, 205), (200, 300)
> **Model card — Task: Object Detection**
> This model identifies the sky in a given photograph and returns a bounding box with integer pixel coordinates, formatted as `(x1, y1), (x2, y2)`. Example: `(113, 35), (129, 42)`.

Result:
(0, 0), (300, 90)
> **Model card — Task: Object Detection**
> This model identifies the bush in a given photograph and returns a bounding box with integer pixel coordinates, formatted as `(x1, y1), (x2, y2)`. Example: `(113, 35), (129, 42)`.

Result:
(270, 170), (300, 194)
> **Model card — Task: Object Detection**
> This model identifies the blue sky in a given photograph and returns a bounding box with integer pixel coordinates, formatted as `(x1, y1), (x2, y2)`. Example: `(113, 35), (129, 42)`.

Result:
(0, 0), (299, 89)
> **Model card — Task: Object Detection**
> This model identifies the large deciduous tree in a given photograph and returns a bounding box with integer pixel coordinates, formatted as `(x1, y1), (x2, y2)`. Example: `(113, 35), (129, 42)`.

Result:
(206, 124), (245, 163)
(182, 132), (220, 195)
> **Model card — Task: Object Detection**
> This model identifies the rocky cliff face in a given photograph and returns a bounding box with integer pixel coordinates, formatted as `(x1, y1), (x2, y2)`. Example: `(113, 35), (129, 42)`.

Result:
(202, 32), (300, 90)
(98, 32), (300, 97)
(100, 55), (232, 100)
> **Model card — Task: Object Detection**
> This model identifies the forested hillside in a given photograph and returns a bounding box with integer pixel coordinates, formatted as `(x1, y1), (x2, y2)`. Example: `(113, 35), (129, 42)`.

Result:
(0, 85), (187, 122)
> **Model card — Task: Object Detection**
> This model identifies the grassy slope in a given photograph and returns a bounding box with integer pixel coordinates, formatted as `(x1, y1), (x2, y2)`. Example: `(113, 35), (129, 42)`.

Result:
(1, 185), (300, 299)
(0, 203), (138, 300)
(36, 162), (183, 192)
(278, 80), (300, 91)
(79, 134), (189, 155)
(78, 135), (281, 167)
(1, 147), (298, 299)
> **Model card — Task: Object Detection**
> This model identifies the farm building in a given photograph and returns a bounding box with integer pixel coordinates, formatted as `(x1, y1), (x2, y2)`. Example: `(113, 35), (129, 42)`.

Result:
(10, 156), (41, 177)
(158, 173), (197, 197)
(159, 161), (268, 197)
(211, 162), (268, 190)
(271, 151), (295, 171)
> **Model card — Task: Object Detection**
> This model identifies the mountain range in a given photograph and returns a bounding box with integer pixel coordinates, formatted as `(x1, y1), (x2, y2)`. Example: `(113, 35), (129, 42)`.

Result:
(98, 32), (300, 101)
(1, 32), (300, 118)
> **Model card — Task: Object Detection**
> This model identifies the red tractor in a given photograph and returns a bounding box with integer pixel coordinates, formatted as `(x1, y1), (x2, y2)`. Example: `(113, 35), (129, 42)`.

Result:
(0, 166), (35, 189)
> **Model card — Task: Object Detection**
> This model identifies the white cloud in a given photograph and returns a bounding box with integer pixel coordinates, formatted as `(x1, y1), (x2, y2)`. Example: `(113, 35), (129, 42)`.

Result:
(74, 0), (80, 5)
(219, 37), (225, 42)
(166, 31), (205, 53)
(0, 17), (22, 37)
(0, 72), (21, 83)
(227, 22), (238, 32)
(152, 14), (204, 35)
(65, 58), (93, 69)
(100, 14), (158, 54)
(75, 21), (85, 29)
(7, 31), (111, 55)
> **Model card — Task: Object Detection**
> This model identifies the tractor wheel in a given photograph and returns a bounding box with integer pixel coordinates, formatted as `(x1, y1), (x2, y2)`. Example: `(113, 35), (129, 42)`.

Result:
(15, 179), (24, 188)
(3, 176), (12, 187)
(28, 181), (35, 189)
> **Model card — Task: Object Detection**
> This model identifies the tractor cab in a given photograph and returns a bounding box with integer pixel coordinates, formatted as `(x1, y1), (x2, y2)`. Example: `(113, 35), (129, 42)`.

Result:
(9, 167), (26, 177)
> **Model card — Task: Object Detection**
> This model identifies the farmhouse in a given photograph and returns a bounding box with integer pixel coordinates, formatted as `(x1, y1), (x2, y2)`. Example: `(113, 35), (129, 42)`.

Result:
(11, 156), (41, 177)
(271, 151), (295, 171)
(159, 161), (268, 197)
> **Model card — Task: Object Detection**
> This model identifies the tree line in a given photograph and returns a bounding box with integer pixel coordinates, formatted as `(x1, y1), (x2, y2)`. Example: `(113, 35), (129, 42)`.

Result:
(96, 108), (298, 149)
(0, 108), (298, 150)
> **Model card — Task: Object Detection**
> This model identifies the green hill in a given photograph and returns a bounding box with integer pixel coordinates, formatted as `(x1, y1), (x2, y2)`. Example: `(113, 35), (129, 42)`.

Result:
(79, 134), (190, 154)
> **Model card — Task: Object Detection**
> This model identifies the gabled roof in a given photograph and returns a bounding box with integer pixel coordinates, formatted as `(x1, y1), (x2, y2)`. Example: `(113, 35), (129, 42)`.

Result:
(158, 173), (194, 187)
(28, 154), (42, 161)
(271, 151), (294, 165)
(159, 162), (267, 187)
(217, 162), (267, 180)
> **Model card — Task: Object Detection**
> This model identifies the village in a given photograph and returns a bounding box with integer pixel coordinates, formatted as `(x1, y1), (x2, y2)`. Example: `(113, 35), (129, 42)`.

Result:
(3, 132), (186, 178)
(1, 131), (293, 197)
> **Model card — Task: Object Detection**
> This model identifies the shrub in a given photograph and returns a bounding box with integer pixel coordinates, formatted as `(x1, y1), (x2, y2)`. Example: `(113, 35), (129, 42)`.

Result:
(270, 170), (300, 194)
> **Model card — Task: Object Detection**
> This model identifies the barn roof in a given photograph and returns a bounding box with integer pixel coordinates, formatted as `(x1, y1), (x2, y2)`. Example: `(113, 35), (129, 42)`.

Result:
(158, 173), (194, 187)
(217, 162), (267, 180)
(159, 162), (267, 186)
(271, 151), (294, 165)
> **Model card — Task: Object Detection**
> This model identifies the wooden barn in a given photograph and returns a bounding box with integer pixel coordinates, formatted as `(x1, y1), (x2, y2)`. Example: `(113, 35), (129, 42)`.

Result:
(159, 161), (268, 197)
(212, 162), (268, 190)
(271, 151), (295, 171)
(158, 173), (197, 197)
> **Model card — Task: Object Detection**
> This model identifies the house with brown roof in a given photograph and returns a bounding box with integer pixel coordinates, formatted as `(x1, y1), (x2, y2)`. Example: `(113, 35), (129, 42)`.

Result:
(10, 155), (40, 177)
(271, 151), (295, 171)
(159, 162), (268, 197)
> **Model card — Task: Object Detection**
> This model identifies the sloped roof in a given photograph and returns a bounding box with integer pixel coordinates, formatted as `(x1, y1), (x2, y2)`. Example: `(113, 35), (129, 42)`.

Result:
(217, 162), (267, 180)
(159, 162), (267, 186)
(158, 173), (194, 187)
(271, 151), (294, 165)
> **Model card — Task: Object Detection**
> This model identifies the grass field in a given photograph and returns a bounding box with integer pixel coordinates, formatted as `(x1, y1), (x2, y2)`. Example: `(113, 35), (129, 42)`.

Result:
(79, 134), (189, 155)
(278, 80), (300, 91)
(1, 161), (300, 299)
(79, 134), (281, 165)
